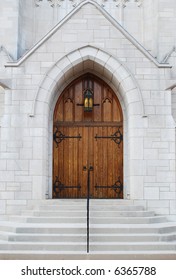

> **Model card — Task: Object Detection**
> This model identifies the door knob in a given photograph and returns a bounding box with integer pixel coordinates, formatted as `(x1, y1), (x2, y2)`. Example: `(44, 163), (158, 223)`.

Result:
(89, 166), (93, 171)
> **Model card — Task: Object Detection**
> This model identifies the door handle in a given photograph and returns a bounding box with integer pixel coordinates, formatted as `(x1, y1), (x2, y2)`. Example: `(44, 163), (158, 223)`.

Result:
(83, 166), (93, 171)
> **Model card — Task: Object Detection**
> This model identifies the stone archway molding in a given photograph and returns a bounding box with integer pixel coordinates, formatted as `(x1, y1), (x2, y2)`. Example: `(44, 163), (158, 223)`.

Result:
(30, 45), (145, 118)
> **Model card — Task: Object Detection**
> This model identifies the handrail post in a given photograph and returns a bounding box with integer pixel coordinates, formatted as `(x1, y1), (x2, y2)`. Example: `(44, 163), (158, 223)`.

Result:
(87, 166), (93, 253)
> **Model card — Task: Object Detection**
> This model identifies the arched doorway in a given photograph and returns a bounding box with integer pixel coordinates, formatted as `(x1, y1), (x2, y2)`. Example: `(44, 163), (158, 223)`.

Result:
(53, 73), (123, 199)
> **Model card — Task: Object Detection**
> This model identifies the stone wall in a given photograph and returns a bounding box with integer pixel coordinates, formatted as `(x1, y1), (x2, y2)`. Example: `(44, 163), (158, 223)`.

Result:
(18, 0), (146, 57)
(157, 0), (176, 62)
(0, 0), (19, 60)
(1, 0), (176, 64)
(0, 86), (5, 125)
(0, 2), (175, 219)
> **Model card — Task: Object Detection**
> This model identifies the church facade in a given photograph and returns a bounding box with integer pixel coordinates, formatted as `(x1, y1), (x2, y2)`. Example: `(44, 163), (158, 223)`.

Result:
(0, 0), (176, 219)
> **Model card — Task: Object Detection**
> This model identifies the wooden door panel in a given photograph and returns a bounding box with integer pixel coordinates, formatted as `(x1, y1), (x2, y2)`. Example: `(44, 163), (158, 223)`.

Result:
(53, 74), (123, 199)
(81, 127), (89, 197)
(91, 126), (123, 199)
(53, 125), (123, 199)
(53, 126), (87, 198)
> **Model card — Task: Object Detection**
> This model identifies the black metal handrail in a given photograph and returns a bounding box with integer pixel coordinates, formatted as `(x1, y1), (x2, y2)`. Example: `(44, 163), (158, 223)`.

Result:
(87, 166), (93, 253)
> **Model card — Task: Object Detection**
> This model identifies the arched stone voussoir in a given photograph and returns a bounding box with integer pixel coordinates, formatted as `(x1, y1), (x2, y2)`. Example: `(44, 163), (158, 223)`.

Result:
(119, 76), (137, 94)
(40, 76), (58, 92)
(104, 56), (122, 75)
(32, 46), (144, 117)
(55, 56), (72, 73)
(66, 50), (83, 65)
(47, 64), (63, 81)
(114, 65), (131, 83)
(94, 49), (112, 66)
(79, 46), (99, 61)
(125, 88), (141, 104)
(92, 61), (105, 76)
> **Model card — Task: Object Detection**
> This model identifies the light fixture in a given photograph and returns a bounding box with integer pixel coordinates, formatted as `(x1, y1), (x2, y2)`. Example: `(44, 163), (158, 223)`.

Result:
(84, 89), (93, 112)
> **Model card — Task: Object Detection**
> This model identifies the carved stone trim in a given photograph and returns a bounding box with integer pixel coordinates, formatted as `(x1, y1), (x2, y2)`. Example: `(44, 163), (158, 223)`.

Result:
(135, 0), (143, 7)
(34, 0), (43, 7)
(101, 0), (108, 7)
(114, 0), (143, 7)
(35, 0), (65, 7)
(113, 0), (130, 8)
(69, 0), (78, 7)
(34, 0), (143, 8)
(47, 0), (64, 7)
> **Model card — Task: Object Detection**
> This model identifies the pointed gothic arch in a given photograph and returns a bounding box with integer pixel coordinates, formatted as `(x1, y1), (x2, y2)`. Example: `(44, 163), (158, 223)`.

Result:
(31, 45), (145, 118)
(28, 46), (146, 199)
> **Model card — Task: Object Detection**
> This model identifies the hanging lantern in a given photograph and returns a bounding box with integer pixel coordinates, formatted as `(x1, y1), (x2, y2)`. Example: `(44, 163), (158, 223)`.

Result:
(84, 89), (93, 112)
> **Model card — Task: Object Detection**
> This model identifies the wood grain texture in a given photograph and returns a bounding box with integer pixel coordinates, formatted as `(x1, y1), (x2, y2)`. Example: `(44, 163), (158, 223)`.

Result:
(53, 74), (123, 199)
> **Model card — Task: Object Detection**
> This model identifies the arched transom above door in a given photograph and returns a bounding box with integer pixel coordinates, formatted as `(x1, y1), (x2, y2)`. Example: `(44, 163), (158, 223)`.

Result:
(53, 74), (123, 199)
(54, 74), (123, 123)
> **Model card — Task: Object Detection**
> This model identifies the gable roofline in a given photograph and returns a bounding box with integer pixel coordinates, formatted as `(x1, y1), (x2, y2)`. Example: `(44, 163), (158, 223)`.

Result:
(5, 0), (171, 68)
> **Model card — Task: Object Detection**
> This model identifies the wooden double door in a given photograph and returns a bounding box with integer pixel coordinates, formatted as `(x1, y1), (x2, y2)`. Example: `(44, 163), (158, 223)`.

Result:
(53, 74), (123, 199)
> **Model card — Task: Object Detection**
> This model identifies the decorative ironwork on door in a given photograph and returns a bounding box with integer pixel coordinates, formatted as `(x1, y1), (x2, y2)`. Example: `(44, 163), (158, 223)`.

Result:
(53, 176), (81, 198)
(53, 127), (82, 147)
(95, 177), (123, 198)
(95, 128), (123, 147)
(53, 74), (123, 199)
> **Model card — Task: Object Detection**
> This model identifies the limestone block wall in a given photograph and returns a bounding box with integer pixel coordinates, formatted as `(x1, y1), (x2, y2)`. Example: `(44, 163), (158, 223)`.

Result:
(17, 0), (145, 58)
(0, 2), (175, 219)
(157, 0), (176, 62)
(172, 89), (176, 122)
(142, 0), (158, 57)
(0, 86), (5, 125)
(1, 0), (176, 65)
(0, 0), (19, 60)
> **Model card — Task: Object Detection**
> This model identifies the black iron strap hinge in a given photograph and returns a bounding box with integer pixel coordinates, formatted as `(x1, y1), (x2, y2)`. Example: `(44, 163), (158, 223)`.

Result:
(95, 177), (123, 198)
(95, 128), (123, 147)
(53, 177), (81, 197)
(53, 127), (82, 147)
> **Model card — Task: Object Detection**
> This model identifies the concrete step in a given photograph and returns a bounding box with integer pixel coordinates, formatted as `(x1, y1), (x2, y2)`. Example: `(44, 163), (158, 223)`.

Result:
(89, 199), (134, 205)
(90, 242), (176, 251)
(8, 216), (86, 224)
(0, 241), (175, 252)
(90, 224), (176, 234)
(0, 232), (9, 241)
(22, 210), (155, 218)
(0, 242), (87, 251)
(38, 205), (144, 211)
(91, 210), (155, 217)
(90, 216), (167, 224)
(8, 234), (86, 242)
(23, 210), (86, 217)
(7, 215), (167, 224)
(39, 199), (134, 206)
(1, 251), (176, 260)
(16, 225), (87, 235)
(5, 233), (176, 243)
(1, 220), (176, 234)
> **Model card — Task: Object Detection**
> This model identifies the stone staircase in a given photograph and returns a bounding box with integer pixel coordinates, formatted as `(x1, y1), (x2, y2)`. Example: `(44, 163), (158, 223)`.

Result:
(0, 199), (176, 259)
